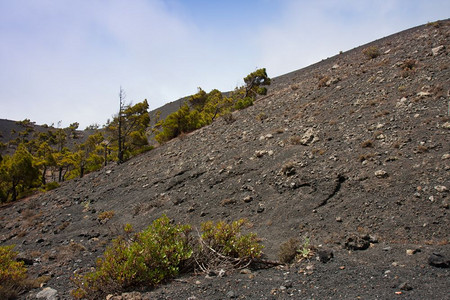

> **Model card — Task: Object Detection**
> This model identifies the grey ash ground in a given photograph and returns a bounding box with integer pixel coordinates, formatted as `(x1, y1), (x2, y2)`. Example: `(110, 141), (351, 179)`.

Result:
(1, 20), (449, 299)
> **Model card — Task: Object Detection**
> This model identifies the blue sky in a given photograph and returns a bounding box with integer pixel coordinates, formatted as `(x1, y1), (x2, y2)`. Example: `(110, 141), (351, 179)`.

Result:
(0, 0), (448, 128)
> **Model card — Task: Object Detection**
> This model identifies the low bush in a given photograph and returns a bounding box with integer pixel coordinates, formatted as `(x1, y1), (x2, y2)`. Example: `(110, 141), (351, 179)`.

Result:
(200, 219), (263, 259)
(362, 46), (380, 59)
(72, 217), (264, 299)
(72, 215), (192, 299)
(0, 245), (28, 300)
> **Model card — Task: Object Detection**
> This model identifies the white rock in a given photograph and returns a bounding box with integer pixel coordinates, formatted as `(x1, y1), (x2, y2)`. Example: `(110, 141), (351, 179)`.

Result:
(434, 185), (448, 193)
(36, 287), (58, 300)
(442, 154), (450, 160)
(432, 45), (444, 56)
(417, 91), (432, 98)
(442, 122), (450, 129)
(375, 170), (388, 178)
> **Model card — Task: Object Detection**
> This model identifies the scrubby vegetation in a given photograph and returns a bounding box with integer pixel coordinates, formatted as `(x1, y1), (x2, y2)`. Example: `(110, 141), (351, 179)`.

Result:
(0, 245), (28, 299)
(0, 99), (151, 203)
(71, 216), (263, 299)
(362, 46), (380, 59)
(155, 68), (271, 143)
(0, 68), (270, 204)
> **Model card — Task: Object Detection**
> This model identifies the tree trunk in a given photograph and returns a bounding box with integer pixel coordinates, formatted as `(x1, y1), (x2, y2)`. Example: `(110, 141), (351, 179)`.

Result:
(41, 165), (47, 186)
(58, 167), (63, 182)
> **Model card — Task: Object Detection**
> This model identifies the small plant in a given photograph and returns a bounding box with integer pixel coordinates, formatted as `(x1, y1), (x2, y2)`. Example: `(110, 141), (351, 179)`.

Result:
(82, 199), (91, 212)
(0, 245), (28, 299)
(200, 219), (263, 260)
(362, 46), (380, 59)
(297, 237), (313, 261)
(427, 21), (441, 28)
(97, 210), (115, 223)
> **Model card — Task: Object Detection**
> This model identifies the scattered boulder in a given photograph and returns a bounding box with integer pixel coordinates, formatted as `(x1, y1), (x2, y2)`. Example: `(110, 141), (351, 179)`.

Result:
(317, 249), (334, 263)
(344, 234), (370, 251)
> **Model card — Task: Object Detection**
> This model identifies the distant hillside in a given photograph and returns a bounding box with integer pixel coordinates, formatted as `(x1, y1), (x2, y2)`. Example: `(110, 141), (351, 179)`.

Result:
(0, 118), (94, 155)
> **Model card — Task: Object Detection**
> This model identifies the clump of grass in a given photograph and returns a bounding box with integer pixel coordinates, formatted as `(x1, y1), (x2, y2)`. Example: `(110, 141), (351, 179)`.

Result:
(97, 211), (115, 224)
(362, 46), (380, 59)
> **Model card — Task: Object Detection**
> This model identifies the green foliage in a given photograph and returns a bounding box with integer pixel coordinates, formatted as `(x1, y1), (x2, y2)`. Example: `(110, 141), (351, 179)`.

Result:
(234, 96), (254, 110)
(243, 68), (271, 98)
(106, 99), (150, 161)
(72, 217), (264, 299)
(72, 215), (192, 299)
(0, 245), (28, 299)
(155, 103), (206, 143)
(0, 144), (40, 202)
(201, 219), (263, 259)
(154, 68), (271, 144)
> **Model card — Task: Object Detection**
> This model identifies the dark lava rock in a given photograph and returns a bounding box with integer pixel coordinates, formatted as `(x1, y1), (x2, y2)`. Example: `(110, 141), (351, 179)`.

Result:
(344, 234), (370, 251)
(428, 253), (450, 268)
(317, 249), (334, 263)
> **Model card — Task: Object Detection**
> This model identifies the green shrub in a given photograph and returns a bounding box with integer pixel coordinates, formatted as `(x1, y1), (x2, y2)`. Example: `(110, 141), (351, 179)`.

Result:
(71, 215), (192, 299)
(200, 219), (263, 259)
(72, 217), (264, 299)
(0, 245), (28, 299)
(234, 97), (254, 110)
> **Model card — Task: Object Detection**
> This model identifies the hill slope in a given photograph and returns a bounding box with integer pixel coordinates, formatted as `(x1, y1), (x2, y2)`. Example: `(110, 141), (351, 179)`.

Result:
(1, 20), (449, 299)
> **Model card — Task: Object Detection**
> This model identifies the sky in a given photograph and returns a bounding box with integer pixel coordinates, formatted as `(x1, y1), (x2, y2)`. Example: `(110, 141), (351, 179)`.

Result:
(0, 0), (448, 129)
